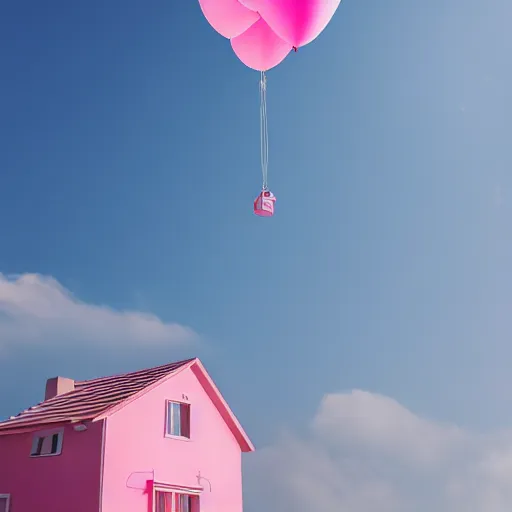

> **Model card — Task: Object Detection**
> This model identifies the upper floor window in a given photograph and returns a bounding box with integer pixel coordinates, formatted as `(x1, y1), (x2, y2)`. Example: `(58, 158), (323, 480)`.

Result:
(166, 401), (190, 438)
(30, 430), (63, 457)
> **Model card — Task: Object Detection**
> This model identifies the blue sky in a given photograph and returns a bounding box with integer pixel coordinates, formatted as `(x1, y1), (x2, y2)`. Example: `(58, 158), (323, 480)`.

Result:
(1, 0), (512, 509)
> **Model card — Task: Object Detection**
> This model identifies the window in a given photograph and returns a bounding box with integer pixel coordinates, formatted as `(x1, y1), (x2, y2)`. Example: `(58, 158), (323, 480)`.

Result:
(0, 494), (10, 512)
(30, 430), (63, 457)
(178, 494), (191, 512)
(155, 491), (196, 512)
(166, 401), (190, 438)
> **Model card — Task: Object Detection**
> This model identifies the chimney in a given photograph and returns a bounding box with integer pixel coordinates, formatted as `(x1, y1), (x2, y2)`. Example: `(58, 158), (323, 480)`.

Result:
(45, 376), (75, 401)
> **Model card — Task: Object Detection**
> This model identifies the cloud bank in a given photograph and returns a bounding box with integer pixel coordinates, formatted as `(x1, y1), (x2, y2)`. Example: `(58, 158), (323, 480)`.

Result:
(246, 390), (512, 512)
(0, 273), (196, 349)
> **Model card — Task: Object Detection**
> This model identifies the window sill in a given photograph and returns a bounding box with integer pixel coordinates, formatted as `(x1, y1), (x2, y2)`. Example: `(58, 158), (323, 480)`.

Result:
(164, 434), (191, 442)
(30, 452), (62, 458)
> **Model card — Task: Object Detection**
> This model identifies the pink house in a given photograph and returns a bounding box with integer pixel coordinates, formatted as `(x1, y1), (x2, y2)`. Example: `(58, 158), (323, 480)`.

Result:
(0, 358), (254, 512)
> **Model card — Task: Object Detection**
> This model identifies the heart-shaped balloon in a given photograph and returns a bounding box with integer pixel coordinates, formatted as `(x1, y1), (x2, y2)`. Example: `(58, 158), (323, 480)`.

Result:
(199, 0), (260, 39)
(239, 0), (341, 47)
(231, 18), (292, 71)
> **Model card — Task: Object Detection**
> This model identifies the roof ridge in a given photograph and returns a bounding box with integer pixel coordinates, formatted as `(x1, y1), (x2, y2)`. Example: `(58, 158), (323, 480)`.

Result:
(76, 358), (197, 385)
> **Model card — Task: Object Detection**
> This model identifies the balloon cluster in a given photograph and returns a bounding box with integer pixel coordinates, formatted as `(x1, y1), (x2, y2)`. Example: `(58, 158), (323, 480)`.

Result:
(198, 0), (341, 71)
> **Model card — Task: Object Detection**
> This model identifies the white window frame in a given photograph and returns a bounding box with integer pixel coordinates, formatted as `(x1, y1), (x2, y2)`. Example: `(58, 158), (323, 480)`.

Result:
(165, 400), (190, 440)
(30, 428), (64, 458)
(0, 493), (11, 512)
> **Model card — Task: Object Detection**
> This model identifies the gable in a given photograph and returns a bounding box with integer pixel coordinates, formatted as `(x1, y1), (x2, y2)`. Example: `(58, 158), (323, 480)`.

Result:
(96, 359), (254, 452)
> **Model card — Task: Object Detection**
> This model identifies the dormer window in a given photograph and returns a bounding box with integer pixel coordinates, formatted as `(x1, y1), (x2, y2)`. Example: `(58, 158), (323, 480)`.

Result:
(30, 430), (63, 457)
(166, 401), (190, 439)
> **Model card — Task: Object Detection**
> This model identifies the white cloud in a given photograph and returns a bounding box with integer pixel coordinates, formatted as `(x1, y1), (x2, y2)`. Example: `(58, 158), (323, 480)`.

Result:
(0, 273), (197, 349)
(245, 390), (512, 512)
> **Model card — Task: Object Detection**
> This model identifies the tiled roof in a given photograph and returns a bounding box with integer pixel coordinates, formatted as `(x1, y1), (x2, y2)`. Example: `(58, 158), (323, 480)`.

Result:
(0, 358), (194, 434)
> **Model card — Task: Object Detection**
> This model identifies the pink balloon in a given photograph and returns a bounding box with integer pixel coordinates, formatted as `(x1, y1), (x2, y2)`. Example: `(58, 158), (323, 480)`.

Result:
(239, 0), (341, 47)
(231, 18), (292, 71)
(198, 0), (260, 39)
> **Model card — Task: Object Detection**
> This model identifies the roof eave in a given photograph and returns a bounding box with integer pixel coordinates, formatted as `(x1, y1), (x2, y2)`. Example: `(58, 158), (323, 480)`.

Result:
(190, 359), (255, 453)
(0, 420), (71, 436)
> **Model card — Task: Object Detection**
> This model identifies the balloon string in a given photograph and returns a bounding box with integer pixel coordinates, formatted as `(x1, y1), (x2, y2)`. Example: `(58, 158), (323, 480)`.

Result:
(260, 71), (269, 191)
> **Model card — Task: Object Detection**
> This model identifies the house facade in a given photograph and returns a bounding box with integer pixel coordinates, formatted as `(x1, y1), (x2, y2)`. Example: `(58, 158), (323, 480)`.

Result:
(0, 358), (254, 512)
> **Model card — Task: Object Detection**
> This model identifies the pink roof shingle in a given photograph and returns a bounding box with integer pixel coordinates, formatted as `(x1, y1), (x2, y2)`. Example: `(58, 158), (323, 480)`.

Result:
(0, 358), (194, 435)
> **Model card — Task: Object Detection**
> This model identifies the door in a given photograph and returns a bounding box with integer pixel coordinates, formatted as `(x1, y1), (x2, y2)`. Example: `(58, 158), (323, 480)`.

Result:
(0, 494), (10, 512)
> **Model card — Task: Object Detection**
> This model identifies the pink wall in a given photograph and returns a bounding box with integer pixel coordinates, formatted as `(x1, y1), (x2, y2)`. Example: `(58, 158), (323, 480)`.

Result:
(101, 366), (244, 512)
(0, 420), (104, 512)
